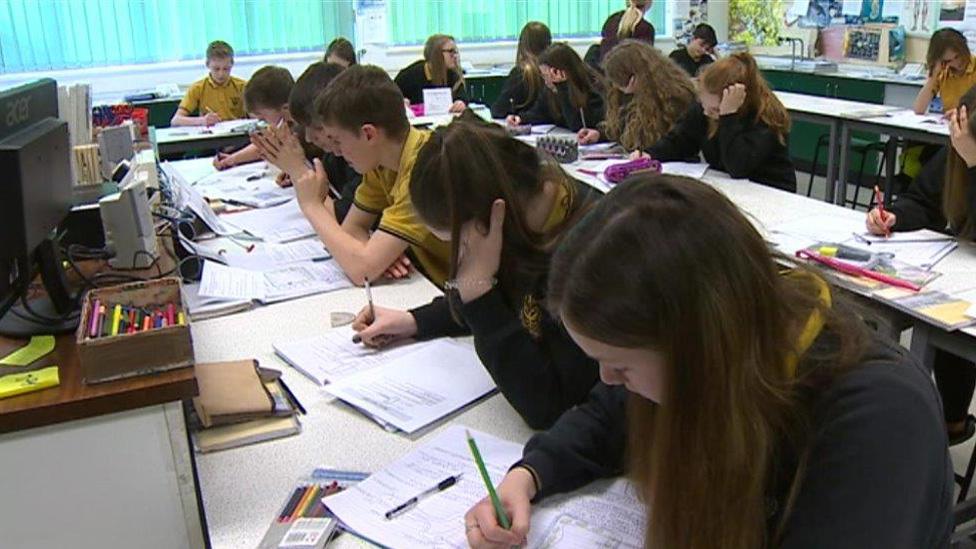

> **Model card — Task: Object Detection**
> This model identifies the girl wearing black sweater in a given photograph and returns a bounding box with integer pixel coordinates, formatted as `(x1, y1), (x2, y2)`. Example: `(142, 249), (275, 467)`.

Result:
(394, 34), (467, 112)
(490, 21), (552, 119)
(351, 116), (600, 429)
(642, 52), (797, 192)
(867, 86), (976, 445)
(506, 43), (605, 134)
(465, 174), (951, 549)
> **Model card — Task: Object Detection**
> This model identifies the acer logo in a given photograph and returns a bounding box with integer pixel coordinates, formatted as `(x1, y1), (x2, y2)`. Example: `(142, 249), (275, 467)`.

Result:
(5, 96), (31, 127)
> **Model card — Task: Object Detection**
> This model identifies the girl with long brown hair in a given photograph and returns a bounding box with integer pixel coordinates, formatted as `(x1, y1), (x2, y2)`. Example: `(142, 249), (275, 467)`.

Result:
(465, 174), (952, 549)
(578, 40), (695, 151)
(598, 0), (655, 62)
(394, 33), (467, 112)
(641, 52), (797, 191)
(867, 85), (976, 447)
(490, 21), (552, 119)
(913, 28), (976, 114)
(506, 43), (605, 134)
(351, 115), (600, 429)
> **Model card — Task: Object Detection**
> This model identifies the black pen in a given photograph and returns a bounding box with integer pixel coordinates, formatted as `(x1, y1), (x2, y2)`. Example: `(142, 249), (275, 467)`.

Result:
(384, 474), (463, 520)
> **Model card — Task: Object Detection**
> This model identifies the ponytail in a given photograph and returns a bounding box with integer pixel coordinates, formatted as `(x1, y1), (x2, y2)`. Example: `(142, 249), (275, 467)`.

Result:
(617, 0), (652, 39)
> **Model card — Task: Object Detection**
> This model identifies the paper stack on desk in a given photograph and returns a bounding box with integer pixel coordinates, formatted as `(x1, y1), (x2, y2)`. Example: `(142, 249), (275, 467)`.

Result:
(324, 425), (646, 548)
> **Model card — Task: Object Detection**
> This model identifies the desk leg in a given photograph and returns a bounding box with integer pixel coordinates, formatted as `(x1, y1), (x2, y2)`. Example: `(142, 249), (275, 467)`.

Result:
(824, 120), (839, 203)
(834, 123), (852, 206)
(910, 322), (937, 374)
(884, 137), (897, 206)
(164, 401), (208, 549)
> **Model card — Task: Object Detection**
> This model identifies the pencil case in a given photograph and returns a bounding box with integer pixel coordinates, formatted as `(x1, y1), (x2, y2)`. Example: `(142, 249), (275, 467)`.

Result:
(604, 157), (662, 184)
(537, 135), (578, 163)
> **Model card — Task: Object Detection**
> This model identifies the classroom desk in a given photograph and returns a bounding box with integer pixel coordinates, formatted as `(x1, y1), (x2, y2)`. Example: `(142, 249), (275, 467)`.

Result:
(154, 126), (252, 157)
(836, 110), (949, 206)
(191, 275), (535, 548)
(0, 335), (205, 549)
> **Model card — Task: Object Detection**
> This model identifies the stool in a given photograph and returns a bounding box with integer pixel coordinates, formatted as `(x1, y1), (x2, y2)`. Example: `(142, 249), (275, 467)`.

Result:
(806, 134), (887, 209)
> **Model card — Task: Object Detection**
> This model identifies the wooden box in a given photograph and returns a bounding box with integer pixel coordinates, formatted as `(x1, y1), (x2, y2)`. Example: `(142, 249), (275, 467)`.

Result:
(75, 277), (194, 384)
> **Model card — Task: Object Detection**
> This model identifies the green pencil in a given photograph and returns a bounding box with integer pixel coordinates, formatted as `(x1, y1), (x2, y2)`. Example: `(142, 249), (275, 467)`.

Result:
(465, 429), (511, 530)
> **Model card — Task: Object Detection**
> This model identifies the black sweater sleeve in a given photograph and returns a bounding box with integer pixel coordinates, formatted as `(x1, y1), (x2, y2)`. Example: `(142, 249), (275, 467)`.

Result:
(394, 60), (425, 105)
(490, 67), (527, 119)
(779, 350), (952, 548)
(889, 146), (949, 233)
(552, 82), (605, 132)
(460, 288), (599, 430)
(715, 112), (785, 181)
(517, 383), (628, 499)
(646, 103), (705, 161)
(408, 296), (470, 340)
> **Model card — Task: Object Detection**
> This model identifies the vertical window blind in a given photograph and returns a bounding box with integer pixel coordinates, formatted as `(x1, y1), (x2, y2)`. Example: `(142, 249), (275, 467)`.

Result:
(387, 0), (669, 45)
(0, 0), (354, 73)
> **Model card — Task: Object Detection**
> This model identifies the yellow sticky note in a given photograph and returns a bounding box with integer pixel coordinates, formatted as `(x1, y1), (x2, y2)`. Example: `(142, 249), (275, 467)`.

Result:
(0, 366), (60, 400)
(0, 335), (56, 367)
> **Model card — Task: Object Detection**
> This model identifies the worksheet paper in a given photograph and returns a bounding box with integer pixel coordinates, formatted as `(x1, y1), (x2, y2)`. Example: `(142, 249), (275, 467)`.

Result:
(323, 342), (497, 434)
(165, 157), (216, 185)
(198, 176), (294, 209)
(199, 260), (351, 303)
(324, 425), (646, 549)
(661, 161), (709, 179)
(164, 165), (240, 236)
(222, 199), (317, 242)
(273, 326), (419, 385)
(223, 239), (331, 271)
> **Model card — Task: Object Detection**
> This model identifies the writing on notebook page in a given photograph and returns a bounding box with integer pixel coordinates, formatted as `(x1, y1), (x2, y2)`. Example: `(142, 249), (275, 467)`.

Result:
(273, 326), (417, 385)
(324, 425), (646, 549)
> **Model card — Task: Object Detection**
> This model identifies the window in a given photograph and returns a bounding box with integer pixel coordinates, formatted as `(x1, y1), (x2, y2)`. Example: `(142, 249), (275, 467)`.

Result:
(0, 0), (355, 73)
(387, 0), (669, 45)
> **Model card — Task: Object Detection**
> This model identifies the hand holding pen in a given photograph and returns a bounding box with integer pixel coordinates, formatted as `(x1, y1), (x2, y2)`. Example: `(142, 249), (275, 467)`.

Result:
(865, 185), (896, 237)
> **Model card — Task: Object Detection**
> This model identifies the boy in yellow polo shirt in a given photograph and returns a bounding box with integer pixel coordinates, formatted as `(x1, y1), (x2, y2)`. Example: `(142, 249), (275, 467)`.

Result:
(171, 40), (247, 126)
(291, 65), (450, 287)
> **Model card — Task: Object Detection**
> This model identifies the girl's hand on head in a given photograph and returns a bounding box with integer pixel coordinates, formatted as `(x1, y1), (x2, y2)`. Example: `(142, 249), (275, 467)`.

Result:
(949, 105), (976, 167)
(455, 199), (506, 303)
(719, 83), (747, 116)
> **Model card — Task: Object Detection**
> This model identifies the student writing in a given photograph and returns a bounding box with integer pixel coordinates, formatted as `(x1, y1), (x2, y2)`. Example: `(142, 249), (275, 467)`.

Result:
(490, 22), (552, 120)
(465, 174), (952, 549)
(394, 34), (467, 113)
(867, 85), (976, 446)
(291, 65), (449, 285)
(506, 43), (605, 135)
(171, 40), (246, 127)
(351, 117), (600, 429)
(641, 52), (797, 191)
(578, 40), (695, 151)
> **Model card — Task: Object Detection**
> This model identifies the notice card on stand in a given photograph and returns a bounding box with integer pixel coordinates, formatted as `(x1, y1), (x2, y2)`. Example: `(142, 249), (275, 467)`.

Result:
(324, 425), (646, 549)
(323, 340), (496, 433)
(422, 87), (454, 115)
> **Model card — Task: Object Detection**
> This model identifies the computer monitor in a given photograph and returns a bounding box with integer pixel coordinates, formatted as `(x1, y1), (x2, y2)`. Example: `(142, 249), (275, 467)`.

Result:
(0, 79), (76, 337)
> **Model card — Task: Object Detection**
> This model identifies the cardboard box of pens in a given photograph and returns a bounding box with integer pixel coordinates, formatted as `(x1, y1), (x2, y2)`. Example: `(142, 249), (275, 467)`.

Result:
(75, 277), (194, 384)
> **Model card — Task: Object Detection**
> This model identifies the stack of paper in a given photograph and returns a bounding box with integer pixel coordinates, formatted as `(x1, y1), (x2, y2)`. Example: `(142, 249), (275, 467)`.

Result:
(324, 425), (646, 548)
(852, 230), (957, 270)
(323, 341), (497, 433)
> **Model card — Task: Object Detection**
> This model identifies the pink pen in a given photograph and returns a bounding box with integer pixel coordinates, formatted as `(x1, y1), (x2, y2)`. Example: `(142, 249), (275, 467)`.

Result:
(796, 250), (921, 292)
(89, 299), (101, 337)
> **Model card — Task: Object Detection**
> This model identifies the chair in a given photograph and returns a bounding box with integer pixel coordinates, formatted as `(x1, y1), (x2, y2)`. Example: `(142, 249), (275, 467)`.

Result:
(806, 134), (887, 210)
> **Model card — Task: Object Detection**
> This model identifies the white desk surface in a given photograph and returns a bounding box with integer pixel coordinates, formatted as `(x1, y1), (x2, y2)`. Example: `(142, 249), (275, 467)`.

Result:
(773, 91), (950, 140)
(192, 154), (976, 549)
(192, 275), (535, 548)
(155, 119), (257, 144)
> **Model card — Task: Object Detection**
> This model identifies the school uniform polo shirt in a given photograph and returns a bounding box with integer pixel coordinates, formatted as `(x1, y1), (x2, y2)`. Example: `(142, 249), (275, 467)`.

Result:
(179, 75), (247, 120)
(935, 54), (976, 112)
(352, 127), (450, 286)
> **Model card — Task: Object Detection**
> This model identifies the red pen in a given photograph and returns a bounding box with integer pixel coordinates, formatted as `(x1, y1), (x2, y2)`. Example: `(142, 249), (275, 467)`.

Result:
(166, 303), (176, 326)
(796, 250), (921, 292)
(873, 185), (891, 238)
